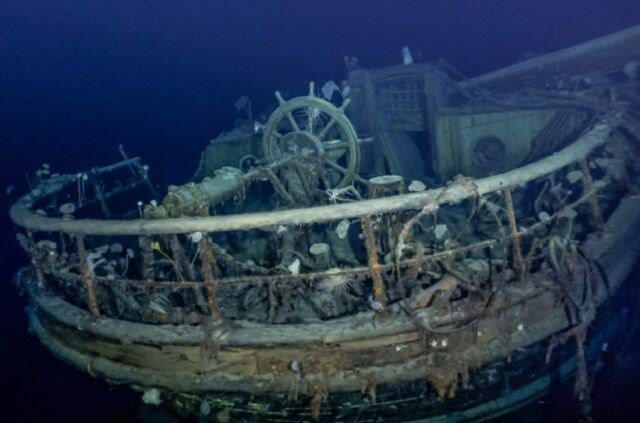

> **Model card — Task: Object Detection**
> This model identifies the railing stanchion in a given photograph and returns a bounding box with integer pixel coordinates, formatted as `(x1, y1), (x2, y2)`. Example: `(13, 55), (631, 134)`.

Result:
(579, 159), (605, 232)
(26, 230), (46, 293)
(75, 235), (101, 317)
(503, 187), (524, 277)
(362, 215), (388, 314)
(169, 234), (194, 281)
(199, 235), (221, 320)
(139, 236), (155, 281)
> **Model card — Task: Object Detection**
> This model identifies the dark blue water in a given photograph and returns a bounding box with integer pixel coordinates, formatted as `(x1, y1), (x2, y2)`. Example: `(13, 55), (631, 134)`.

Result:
(2, 1), (640, 420)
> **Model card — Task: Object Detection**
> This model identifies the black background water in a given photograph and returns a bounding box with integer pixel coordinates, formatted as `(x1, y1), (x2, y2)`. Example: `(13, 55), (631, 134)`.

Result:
(1, 1), (640, 421)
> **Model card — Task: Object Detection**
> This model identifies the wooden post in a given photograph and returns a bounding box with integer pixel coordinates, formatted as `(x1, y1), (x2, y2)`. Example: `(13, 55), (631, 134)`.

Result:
(75, 235), (101, 317)
(579, 160), (605, 232)
(503, 187), (524, 277)
(368, 175), (405, 199)
(362, 216), (387, 313)
(26, 230), (46, 293)
(199, 236), (221, 320)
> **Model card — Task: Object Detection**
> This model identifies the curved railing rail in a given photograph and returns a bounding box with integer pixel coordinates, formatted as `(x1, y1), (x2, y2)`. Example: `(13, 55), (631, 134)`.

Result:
(10, 119), (622, 325)
(10, 123), (612, 235)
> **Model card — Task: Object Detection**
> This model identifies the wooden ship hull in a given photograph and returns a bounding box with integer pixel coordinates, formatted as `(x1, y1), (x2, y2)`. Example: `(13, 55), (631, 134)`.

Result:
(11, 25), (640, 421)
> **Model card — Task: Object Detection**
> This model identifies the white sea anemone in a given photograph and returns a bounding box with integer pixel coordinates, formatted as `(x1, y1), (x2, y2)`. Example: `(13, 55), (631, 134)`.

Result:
(36, 240), (57, 251)
(537, 211), (551, 222)
(408, 180), (426, 192)
(142, 388), (162, 406)
(335, 219), (350, 239)
(623, 60), (639, 78)
(234, 96), (250, 112)
(136, 201), (143, 217)
(288, 258), (301, 275)
(316, 268), (357, 294)
(15, 233), (29, 252)
(199, 400), (211, 416)
(340, 81), (351, 98)
(321, 80), (339, 100)
(95, 244), (110, 255)
(86, 251), (106, 276)
(566, 170), (583, 184)
(368, 295), (384, 311)
(401, 46), (414, 65)
(434, 224), (448, 240)
(190, 231), (203, 243)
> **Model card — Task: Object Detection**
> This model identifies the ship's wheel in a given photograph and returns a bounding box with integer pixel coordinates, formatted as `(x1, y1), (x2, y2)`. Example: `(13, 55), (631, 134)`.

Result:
(262, 82), (360, 189)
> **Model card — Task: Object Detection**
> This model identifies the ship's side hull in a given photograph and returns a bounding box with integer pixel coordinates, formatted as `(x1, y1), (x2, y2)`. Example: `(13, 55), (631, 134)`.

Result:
(23, 195), (640, 421)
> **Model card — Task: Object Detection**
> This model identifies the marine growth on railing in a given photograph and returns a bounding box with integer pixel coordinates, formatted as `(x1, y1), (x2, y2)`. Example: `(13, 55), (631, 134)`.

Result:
(12, 120), (638, 329)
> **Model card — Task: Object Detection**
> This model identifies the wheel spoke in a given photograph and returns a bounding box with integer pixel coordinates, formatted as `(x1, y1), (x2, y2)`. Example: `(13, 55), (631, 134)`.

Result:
(307, 106), (314, 134)
(326, 160), (366, 184)
(325, 159), (347, 174)
(286, 112), (300, 132)
(317, 117), (337, 140)
(324, 142), (348, 151)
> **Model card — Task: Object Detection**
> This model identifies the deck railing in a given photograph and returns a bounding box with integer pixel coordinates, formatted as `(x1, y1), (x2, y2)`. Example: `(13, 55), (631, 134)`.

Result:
(10, 120), (623, 325)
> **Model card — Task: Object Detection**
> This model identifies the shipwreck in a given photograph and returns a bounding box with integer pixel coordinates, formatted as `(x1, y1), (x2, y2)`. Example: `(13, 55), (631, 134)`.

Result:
(10, 25), (640, 421)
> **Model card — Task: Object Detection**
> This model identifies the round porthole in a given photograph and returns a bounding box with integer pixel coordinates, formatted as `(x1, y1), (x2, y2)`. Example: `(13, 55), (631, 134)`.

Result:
(473, 136), (506, 169)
